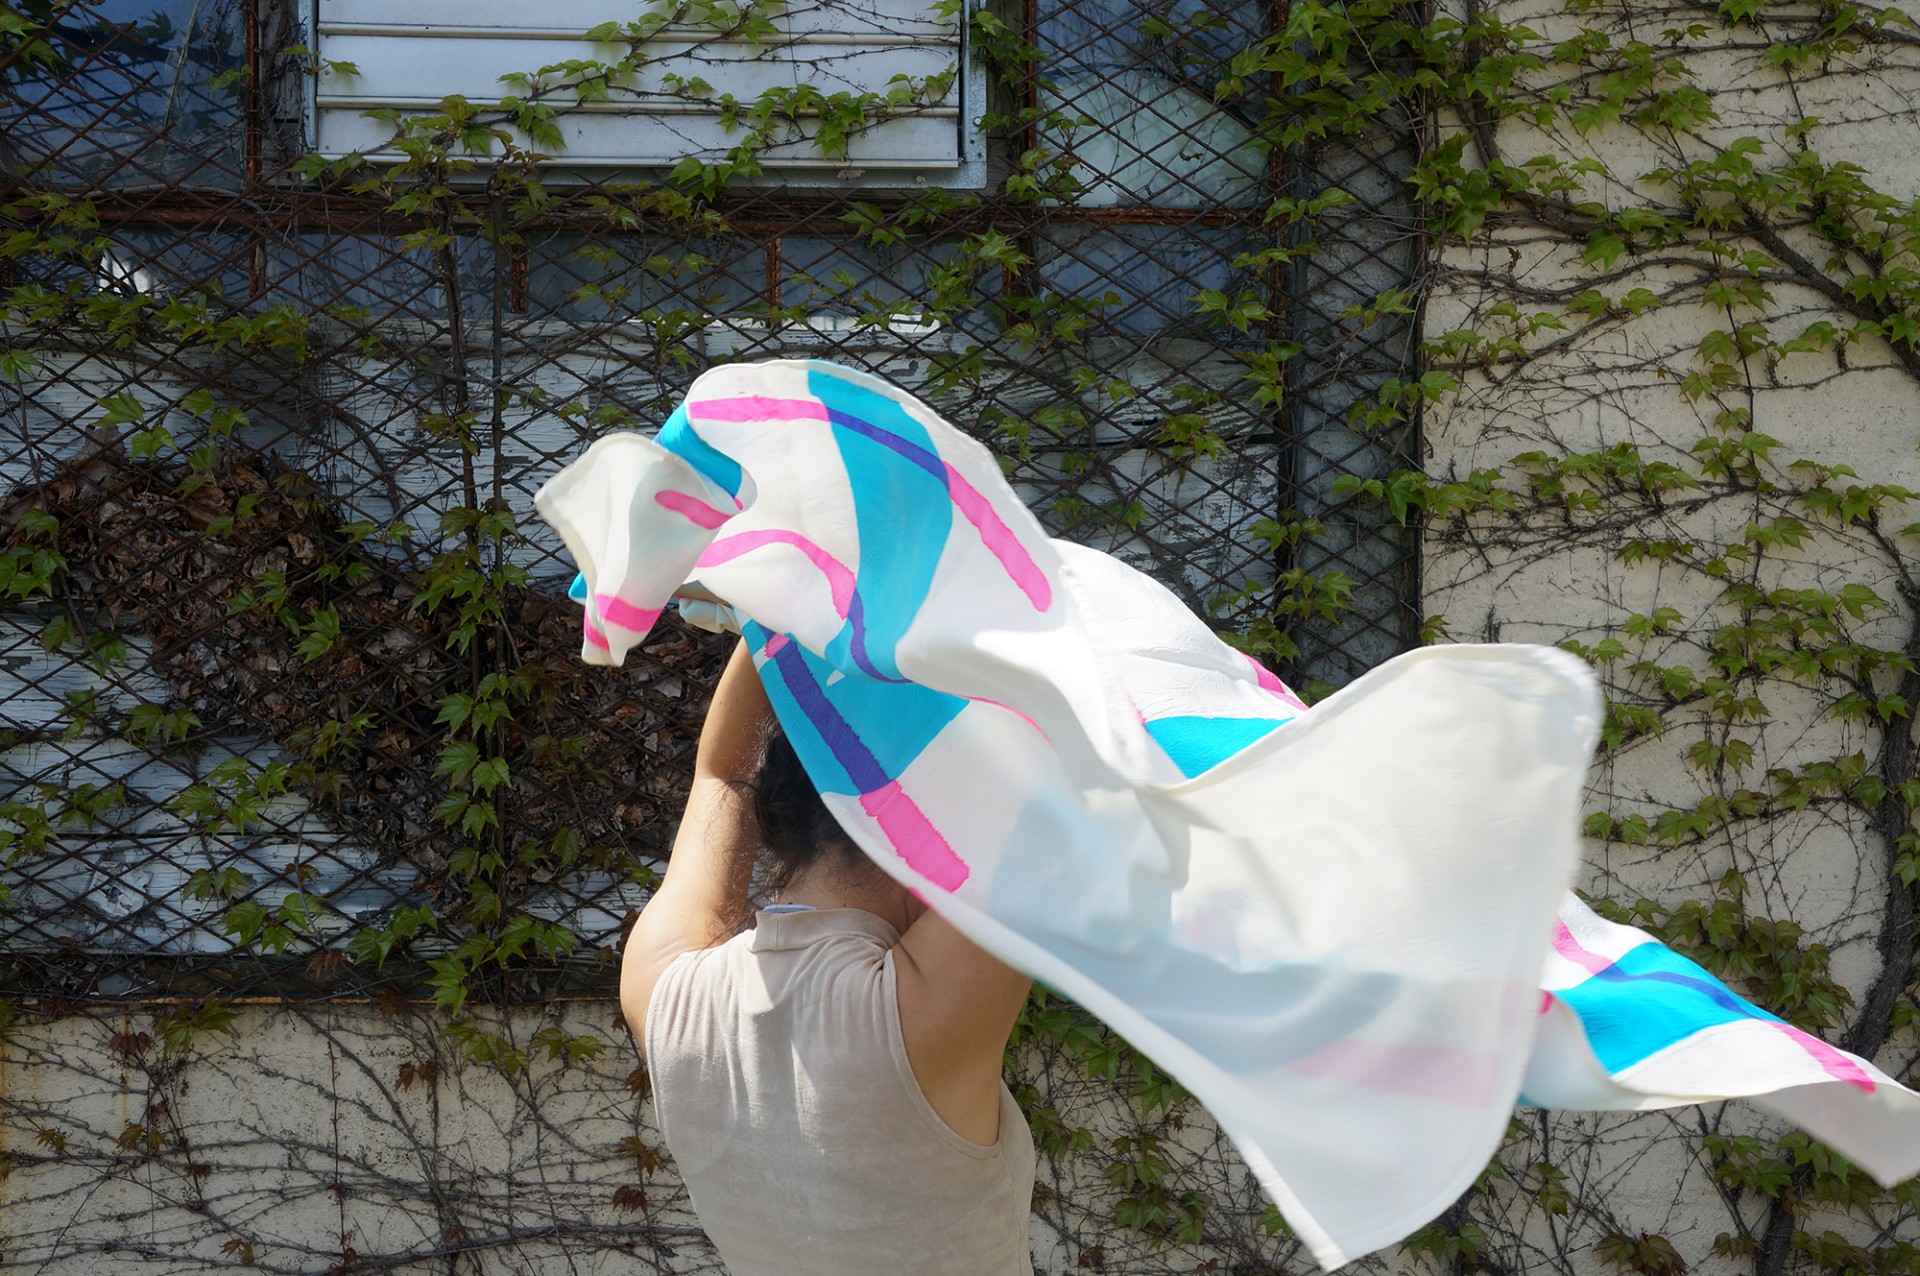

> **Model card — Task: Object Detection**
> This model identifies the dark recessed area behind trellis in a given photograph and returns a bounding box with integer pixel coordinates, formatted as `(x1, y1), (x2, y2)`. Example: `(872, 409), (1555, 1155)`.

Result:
(0, 0), (1422, 1003)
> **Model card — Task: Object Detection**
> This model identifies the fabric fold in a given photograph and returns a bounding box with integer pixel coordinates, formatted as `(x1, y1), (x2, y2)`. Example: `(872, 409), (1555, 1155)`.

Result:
(535, 358), (1920, 1267)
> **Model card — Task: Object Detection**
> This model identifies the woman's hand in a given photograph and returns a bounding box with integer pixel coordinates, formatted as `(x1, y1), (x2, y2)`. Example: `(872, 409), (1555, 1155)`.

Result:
(673, 581), (743, 635)
(673, 580), (723, 605)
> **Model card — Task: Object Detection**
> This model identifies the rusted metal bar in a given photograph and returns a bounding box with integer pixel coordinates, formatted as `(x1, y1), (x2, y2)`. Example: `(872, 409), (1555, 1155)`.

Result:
(0, 0), (1421, 1003)
(67, 195), (1267, 234)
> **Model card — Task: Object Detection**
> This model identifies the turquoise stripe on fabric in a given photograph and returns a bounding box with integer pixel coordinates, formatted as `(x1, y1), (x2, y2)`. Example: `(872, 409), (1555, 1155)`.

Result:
(1144, 715), (1287, 779)
(808, 369), (952, 683)
(1554, 942), (1786, 1074)
(747, 623), (965, 797)
(658, 403), (744, 497)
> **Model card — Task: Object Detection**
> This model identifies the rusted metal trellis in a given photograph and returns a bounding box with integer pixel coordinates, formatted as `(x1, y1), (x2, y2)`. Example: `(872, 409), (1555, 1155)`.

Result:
(0, 0), (1425, 1003)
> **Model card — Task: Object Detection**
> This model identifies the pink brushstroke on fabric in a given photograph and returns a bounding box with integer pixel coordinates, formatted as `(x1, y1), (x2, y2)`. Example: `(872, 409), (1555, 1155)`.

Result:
(1550, 921), (1614, 976)
(583, 613), (611, 650)
(654, 489), (734, 529)
(1284, 1039), (1502, 1108)
(688, 396), (829, 424)
(860, 781), (970, 891)
(1774, 1024), (1878, 1093)
(1244, 653), (1309, 710)
(966, 695), (1049, 741)
(690, 394), (1049, 611)
(761, 633), (790, 658)
(699, 530), (857, 619)
(593, 595), (662, 633)
(941, 461), (1052, 610)
(1552, 922), (1875, 1094)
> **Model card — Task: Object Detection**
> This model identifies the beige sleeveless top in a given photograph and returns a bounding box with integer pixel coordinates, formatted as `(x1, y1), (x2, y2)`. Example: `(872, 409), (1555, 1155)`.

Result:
(644, 908), (1036, 1276)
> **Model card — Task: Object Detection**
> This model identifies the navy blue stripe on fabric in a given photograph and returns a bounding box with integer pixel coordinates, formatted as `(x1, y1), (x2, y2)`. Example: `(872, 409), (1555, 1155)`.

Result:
(769, 637), (891, 795)
(842, 589), (909, 684)
(1554, 941), (1788, 1074)
(825, 407), (950, 482)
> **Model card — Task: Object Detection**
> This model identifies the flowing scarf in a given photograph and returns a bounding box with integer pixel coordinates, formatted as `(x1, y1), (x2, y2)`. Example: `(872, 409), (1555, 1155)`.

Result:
(536, 358), (1920, 1267)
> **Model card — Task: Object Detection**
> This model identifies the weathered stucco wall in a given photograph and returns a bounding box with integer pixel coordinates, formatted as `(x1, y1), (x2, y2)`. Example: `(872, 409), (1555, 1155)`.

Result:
(1419, 0), (1920, 1269)
(0, 1001), (1297, 1275)
(1422, 7), (1920, 1020)
(5, 0), (1919, 1272)
(2, 1003), (707, 1273)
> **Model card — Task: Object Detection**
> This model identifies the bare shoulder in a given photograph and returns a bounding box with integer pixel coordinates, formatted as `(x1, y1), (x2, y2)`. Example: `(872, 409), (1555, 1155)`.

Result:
(893, 909), (1031, 1144)
(619, 890), (733, 1055)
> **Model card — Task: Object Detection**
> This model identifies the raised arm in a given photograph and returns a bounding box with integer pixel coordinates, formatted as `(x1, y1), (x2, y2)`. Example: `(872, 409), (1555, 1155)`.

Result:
(621, 637), (771, 1043)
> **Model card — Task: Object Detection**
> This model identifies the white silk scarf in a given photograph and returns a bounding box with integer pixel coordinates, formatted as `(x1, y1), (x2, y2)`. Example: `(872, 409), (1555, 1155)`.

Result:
(537, 358), (1920, 1267)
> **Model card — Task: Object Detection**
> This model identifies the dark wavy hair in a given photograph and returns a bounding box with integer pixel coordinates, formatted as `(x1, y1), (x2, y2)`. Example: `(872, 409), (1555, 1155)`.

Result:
(753, 726), (877, 895)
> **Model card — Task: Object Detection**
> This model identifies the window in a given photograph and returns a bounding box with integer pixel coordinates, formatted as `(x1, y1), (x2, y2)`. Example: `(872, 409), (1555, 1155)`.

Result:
(0, 0), (248, 189)
(1, 0), (1419, 997)
(307, 0), (988, 187)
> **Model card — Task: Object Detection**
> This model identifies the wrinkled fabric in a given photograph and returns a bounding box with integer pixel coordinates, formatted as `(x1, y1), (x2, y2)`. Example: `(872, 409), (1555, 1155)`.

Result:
(1524, 892), (1920, 1183)
(536, 358), (1920, 1267)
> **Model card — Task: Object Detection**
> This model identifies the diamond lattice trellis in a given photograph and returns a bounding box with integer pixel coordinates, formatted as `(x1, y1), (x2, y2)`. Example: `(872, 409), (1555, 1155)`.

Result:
(0, 0), (1423, 1002)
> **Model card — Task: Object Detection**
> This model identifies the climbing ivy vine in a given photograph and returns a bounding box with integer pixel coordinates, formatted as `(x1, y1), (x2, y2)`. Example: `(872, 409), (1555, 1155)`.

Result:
(1, 0), (1917, 1270)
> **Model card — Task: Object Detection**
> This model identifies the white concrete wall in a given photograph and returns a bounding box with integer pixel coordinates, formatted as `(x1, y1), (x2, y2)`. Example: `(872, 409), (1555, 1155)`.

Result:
(6, 2), (1920, 1273)
(0, 1002), (1304, 1275)
(1419, 0), (1920, 1270)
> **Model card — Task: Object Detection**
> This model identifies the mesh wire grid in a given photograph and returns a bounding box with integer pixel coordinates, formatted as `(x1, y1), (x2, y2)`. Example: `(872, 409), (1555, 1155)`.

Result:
(0, 0), (1424, 1004)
